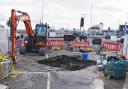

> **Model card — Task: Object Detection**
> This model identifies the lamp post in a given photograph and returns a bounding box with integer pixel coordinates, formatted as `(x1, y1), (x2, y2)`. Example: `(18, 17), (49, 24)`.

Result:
(91, 5), (93, 28)
(42, 0), (45, 23)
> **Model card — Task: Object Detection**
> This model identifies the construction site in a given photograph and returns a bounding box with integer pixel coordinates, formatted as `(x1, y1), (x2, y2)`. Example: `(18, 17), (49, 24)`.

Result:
(0, 0), (128, 89)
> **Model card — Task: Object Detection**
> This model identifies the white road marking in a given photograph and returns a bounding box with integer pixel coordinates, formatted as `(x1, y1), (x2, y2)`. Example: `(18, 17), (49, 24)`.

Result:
(91, 79), (104, 89)
(47, 72), (50, 89)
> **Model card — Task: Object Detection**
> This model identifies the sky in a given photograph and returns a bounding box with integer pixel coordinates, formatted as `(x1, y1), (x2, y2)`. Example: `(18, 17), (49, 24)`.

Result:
(0, 0), (128, 30)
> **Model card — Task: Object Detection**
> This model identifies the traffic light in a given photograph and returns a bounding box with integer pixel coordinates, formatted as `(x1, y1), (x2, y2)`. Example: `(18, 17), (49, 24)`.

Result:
(80, 17), (84, 27)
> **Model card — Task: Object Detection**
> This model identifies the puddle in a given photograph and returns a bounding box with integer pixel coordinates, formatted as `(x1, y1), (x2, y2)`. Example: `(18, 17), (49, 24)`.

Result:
(38, 55), (96, 71)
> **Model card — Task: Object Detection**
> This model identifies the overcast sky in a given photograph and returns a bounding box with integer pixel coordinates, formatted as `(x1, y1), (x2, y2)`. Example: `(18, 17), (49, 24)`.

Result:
(0, 0), (128, 29)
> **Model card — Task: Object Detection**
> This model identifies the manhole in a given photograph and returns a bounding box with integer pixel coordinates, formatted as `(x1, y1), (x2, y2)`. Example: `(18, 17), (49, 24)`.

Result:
(38, 55), (96, 71)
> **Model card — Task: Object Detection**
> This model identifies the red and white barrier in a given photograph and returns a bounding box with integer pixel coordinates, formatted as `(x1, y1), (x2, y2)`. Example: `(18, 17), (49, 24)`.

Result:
(16, 38), (123, 52)
(48, 39), (91, 49)
(102, 42), (122, 51)
(48, 40), (64, 48)
(71, 40), (91, 48)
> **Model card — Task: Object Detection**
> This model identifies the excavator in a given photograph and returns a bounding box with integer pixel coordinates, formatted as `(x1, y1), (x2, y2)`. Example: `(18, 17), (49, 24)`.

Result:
(10, 9), (48, 62)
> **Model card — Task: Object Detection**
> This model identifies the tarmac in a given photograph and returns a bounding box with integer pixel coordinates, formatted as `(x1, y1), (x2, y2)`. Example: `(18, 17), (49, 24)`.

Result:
(0, 50), (126, 89)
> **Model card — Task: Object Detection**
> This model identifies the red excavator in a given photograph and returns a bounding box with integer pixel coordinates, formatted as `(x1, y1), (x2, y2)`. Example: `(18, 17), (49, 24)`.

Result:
(10, 9), (48, 62)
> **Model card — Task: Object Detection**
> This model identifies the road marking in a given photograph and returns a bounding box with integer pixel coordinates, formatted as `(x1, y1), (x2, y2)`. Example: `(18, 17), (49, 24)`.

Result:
(0, 84), (8, 89)
(47, 72), (50, 89)
(92, 79), (104, 89)
(17, 71), (47, 74)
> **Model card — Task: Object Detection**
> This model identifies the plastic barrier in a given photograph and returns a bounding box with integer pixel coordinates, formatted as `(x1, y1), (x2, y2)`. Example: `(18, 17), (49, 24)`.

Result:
(16, 39), (22, 48)
(71, 40), (91, 48)
(102, 42), (122, 51)
(16, 38), (122, 51)
(48, 40), (91, 49)
(48, 40), (65, 48)
(16, 39), (65, 48)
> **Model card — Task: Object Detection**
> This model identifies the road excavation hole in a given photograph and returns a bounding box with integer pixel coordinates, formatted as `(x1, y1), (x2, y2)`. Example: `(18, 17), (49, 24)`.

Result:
(38, 55), (96, 71)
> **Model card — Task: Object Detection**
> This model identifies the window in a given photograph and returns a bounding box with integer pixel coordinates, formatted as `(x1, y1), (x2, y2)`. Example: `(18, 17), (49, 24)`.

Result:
(36, 26), (46, 36)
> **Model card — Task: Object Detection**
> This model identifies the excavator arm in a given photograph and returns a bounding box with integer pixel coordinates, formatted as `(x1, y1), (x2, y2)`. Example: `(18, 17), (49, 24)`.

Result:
(10, 9), (34, 62)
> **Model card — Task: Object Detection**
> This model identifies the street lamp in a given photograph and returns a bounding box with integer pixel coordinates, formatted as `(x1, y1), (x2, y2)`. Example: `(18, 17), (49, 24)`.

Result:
(91, 5), (93, 28)
(42, 0), (45, 23)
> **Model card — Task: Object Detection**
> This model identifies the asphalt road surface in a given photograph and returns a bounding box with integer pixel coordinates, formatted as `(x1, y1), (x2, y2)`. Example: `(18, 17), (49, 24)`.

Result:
(0, 50), (125, 89)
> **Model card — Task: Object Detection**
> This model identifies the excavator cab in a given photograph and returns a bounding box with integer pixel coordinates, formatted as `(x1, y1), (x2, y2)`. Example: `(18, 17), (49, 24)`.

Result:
(35, 24), (47, 36)
(21, 24), (48, 54)
(35, 24), (47, 43)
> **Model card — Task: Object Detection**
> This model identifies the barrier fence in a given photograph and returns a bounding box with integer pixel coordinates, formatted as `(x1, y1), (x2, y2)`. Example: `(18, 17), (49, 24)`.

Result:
(71, 40), (91, 48)
(16, 39), (22, 48)
(101, 41), (122, 51)
(48, 40), (64, 48)
(16, 39), (123, 51)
